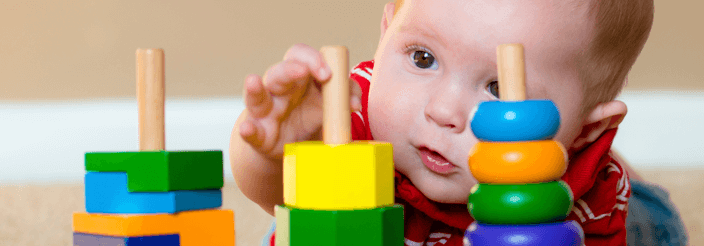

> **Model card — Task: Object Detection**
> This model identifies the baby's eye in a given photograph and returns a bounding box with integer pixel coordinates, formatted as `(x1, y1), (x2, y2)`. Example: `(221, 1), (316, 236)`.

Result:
(487, 81), (500, 98)
(412, 50), (438, 70)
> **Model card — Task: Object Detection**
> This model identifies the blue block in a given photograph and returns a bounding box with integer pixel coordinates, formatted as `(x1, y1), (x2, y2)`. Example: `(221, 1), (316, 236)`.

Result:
(85, 172), (221, 214)
(73, 233), (179, 246)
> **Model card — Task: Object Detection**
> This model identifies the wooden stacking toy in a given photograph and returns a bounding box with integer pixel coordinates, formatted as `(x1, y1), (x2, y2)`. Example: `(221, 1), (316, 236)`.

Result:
(275, 46), (404, 246)
(72, 49), (235, 246)
(463, 44), (585, 246)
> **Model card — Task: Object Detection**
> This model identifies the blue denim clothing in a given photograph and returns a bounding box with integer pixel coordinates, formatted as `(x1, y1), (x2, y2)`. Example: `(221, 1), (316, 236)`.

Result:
(262, 219), (276, 246)
(262, 178), (689, 246)
(627, 179), (688, 246)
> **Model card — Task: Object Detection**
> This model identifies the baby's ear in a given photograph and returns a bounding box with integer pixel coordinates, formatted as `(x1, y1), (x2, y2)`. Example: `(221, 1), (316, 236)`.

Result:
(378, 2), (395, 46)
(570, 100), (627, 152)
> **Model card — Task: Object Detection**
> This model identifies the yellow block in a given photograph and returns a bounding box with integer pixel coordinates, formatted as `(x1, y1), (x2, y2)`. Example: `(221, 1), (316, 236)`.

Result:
(73, 209), (235, 246)
(468, 140), (567, 183)
(284, 141), (394, 210)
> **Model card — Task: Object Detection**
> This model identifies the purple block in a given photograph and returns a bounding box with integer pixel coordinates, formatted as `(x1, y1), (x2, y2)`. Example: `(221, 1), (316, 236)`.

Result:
(73, 233), (179, 246)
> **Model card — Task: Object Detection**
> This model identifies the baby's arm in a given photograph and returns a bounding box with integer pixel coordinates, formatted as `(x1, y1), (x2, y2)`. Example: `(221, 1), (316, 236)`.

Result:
(230, 44), (362, 216)
(230, 112), (286, 216)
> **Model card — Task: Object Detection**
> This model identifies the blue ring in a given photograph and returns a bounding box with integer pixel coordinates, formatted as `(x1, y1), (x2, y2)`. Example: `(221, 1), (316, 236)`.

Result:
(463, 221), (584, 246)
(470, 100), (560, 142)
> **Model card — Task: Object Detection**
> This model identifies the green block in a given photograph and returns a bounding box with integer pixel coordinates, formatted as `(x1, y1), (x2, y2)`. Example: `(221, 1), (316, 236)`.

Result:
(275, 204), (404, 246)
(85, 151), (223, 192)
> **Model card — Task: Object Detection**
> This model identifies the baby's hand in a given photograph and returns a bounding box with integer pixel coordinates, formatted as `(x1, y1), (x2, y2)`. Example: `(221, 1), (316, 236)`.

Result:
(238, 44), (361, 161)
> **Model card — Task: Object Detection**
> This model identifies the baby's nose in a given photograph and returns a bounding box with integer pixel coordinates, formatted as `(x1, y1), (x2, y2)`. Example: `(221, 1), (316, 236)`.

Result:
(424, 98), (468, 133)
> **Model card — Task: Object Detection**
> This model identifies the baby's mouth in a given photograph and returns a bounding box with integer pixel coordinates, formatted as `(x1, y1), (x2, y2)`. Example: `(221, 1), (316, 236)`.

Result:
(417, 147), (456, 174)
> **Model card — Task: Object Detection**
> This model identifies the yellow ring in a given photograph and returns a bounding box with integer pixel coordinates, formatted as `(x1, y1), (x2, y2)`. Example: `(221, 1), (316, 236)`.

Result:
(468, 140), (567, 183)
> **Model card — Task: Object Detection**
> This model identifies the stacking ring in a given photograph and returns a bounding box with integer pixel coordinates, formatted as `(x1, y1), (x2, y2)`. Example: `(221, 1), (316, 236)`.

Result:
(468, 140), (567, 183)
(467, 181), (573, 224)
(470, 100), (560, 142)
(464, 220), (584, 246)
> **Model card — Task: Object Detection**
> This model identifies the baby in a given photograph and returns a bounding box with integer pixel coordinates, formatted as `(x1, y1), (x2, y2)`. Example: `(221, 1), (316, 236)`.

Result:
(231, 0), (658, 245)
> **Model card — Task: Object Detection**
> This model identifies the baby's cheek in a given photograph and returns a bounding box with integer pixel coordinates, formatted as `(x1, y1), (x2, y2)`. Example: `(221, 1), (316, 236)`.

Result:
(368, 90), (407, 135)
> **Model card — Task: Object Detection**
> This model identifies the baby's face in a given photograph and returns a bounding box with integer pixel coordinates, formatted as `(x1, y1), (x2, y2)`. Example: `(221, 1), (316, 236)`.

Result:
(368, 0), (595, 203)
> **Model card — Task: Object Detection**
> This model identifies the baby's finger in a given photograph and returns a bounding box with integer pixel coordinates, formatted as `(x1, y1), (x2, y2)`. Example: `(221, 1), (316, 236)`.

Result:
(239, 117), (266, 149)
(244, 74), (272, 118)
(262, 60), (311, 96)
(283, 43), (331, 82)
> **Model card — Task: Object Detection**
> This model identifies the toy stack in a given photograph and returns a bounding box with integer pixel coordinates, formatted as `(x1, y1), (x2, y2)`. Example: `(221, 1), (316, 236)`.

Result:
(463, 44), (584, 246)
(72, 49), (235, 246)
(274, 46), (404, 246)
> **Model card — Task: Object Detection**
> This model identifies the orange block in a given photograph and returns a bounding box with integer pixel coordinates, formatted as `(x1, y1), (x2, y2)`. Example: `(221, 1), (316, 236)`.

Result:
(73, 209), (234, 246)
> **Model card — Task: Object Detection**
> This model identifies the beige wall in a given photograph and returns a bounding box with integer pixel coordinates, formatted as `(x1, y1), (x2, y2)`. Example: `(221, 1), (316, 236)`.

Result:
(1, 0), (702, 100)
(629, 0), (704, 92)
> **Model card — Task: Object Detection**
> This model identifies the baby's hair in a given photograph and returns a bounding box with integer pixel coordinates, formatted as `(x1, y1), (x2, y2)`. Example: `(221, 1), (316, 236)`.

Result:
(392, 0), (654, 117)
(394, 0), (405, 16)
(578, 0), (654, 116)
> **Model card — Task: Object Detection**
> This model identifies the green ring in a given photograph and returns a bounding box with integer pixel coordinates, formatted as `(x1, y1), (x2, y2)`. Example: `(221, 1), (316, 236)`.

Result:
(467, 181), (574, 224)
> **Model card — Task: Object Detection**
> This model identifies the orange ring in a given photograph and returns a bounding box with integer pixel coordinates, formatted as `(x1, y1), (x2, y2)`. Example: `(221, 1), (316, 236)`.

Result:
(468, 140), (567, 183)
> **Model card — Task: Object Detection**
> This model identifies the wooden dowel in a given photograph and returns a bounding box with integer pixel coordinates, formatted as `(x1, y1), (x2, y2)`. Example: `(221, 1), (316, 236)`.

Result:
(137, 48), (165, 151)
(320, 46), (351, 145)
(136, 49), (147, 149)
(497, 44), (526, 101)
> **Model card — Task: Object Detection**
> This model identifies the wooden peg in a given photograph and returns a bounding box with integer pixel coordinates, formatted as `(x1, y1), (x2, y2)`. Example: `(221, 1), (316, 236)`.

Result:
(497, 44), (526, 101)
(137, 48), (165, 151)
(320, 46), (351, 145)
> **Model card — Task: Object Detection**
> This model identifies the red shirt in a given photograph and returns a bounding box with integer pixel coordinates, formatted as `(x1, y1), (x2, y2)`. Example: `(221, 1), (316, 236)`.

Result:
(272, 60), (630, 246)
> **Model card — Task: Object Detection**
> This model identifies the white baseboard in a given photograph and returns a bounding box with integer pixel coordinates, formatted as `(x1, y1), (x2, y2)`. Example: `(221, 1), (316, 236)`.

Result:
(0, 98), (244, 183)
(611, 90), (704, 168)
